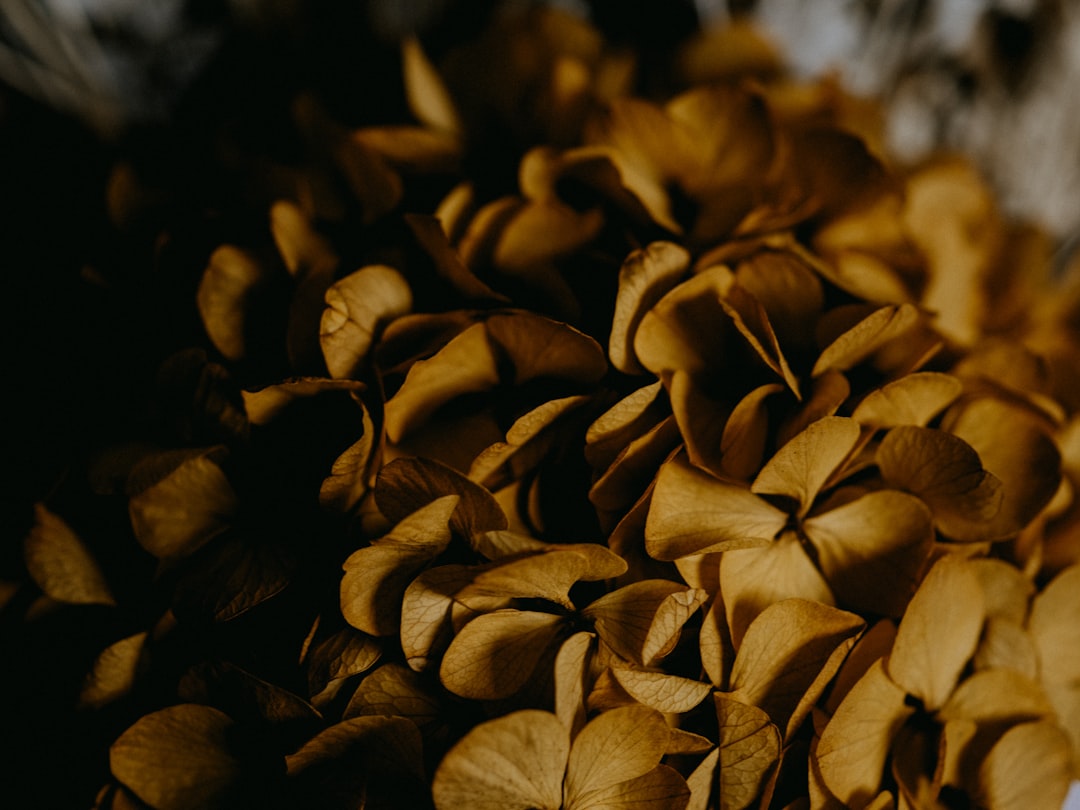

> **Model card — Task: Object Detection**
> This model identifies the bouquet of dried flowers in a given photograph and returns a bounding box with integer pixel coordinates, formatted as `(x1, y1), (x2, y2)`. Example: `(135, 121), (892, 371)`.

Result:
(8, 4), (1080, 809)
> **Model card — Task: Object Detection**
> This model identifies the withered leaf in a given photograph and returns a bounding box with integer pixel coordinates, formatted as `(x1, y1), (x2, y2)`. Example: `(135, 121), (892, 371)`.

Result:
(811, 303), (921, 377)
(320, 265), (412, 380)
(305, 626), (383, 707)
(977, 720), (1074, 810)
(815, 659), (915, 808)
(440, 609), (567, 700)
(24, 503), (116, 606)
(719, 531), (836, 648)
(374, 456), (507, 539)
(197, 245), (267, 362)
(728, 598), (865, 740)
(752, 416), (861, 517)
(401, 35), (463, 136)
(886, 554), (985, 712)
(852, 372), (963, 429)
(804, 490), (935, 617)
(341, 495), (458, 636)
(609, 241), (691, 375)
(646, 455), (787, 560)
(432, 709), (568, 810)
(564, 704), (673, 805)
(110, 704), (261, 810)
(128, 453), (237, 560)
(584, 579), (708, 666)
(555, 631), (595, 737)
(344, 663), (441, 727)
(876, 425), (1004, 541)
(79, 632), (149, 710)
(611, 667), (712, 715)
(286, 714), (428, 809)
(713, 695), (781, 810)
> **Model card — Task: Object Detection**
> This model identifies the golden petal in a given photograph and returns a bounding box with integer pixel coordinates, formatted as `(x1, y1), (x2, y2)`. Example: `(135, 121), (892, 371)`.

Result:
(815, 659), (914, 808)
(609, 242), (691, 374)
(24, 503), (116, 606)
(713, 695), (782, 810)
(977, 720), (1073, 810)
(320, 265), (412, 380)
(432, 709), (567, 810)
(812, 304), (921, 377)
(851, 372), (963, 429)
(565, 704), (671, 804)
(729, 598), (865, 740)
(752, 416), (861, 517)
(645, 455), (788, 561)
(805, 490), (934, 618)
(886, 555), (985, 712)
(719, 531), (836, 648)
(876, 426), (1004, 541)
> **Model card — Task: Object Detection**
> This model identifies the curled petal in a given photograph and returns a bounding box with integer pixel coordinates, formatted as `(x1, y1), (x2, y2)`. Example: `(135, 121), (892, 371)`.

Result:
(610, 241), (690, 374)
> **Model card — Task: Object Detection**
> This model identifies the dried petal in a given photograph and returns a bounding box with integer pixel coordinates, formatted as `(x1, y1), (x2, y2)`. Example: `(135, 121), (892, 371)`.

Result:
(852, 372), (963, 429)
(646, 456), (788, 560)
(24, 503), (116, 606)
(752, 416), (861, 517)
(565, 704), (672, 804)
(876, 426), (1004, 541)
(805, 490), (934, 618)
(584, 579), (707, 666)
(887, 555), (985, 711)
(729, 599), (865, 740)
(440, 610), (567, 700)
(977, 721), (1073, 810)
(320, 265), (412, 379)
(815, 659), (915, 808)
(433, 709), (567, 810)
(714, 695), (782, 810)
(610, 241), (691, 374)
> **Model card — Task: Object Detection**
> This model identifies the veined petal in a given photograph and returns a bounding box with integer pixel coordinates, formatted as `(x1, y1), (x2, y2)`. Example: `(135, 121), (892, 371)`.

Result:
(565, 704), (671, 804)
(752, 416), (861, 517)
(646, 455), (787, 561)
(804, 490), (934, 618)
(719, 532), (836, 648)
(886, 555), (985, 712)
(432, 709), (568, 810)
(815, 659), (915, 808)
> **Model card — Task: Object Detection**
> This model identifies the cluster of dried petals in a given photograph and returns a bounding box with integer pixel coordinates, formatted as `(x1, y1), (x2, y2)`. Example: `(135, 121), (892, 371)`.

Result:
(13, 7), (1080, 810)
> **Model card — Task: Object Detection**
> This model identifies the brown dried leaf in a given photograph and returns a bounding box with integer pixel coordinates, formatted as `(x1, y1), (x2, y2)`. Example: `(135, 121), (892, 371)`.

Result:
(977, 720), (1073, 810)
(713, 695), (781, 810)
(401, 35), (462, 135)
(805, 490), (935, 618)
(584, 579), (707, 666)
(432, 709), (568, 810)
(812, 304), (921, 377)
(633, 266), (736, 378)
(564, 704), (672, 805)
(945, 397), (1062, 540)
(887, 555), (985, 711)
(344, 663), (441, 727)
(719, 532), (836, 648)
(24, 503), (116, 606)
(729, 599), (865, 740)
(241, 377), (364, 425)
(110, 705), (247, 810)
(611, 667), (712, 715)
(752, 416), (861, 517)
(852, 372), (962, 429)
(815, 659), (915, 808)
(383, 322), (500, 443)
(1028, 563), (1080, 689)
(440, 609), (567, 700)
(375, 456), (507, 540)
(400, 564), (479, 673)
(555, 631), (595, 737)
(128, 454), (237, 560)
(196, 245), (267, 362)
(305, 626), (383, 706)
(341, 495), (458, 636)
(645, 455), (788, 560)
(79, 632), (148, 710)
(610, 241), (691, 374)
(876, 426), (1004, 541)
(320, 265), (412, 379)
